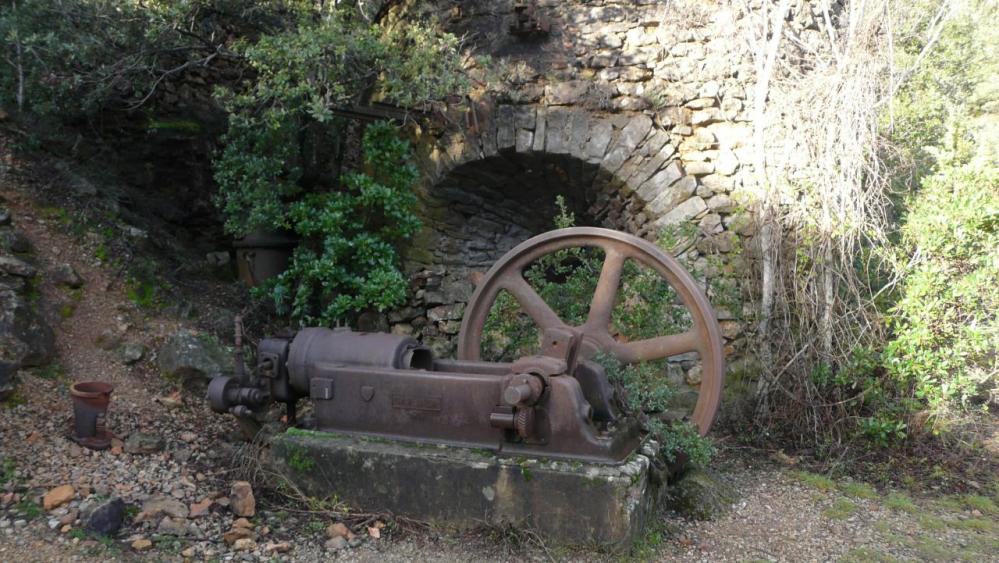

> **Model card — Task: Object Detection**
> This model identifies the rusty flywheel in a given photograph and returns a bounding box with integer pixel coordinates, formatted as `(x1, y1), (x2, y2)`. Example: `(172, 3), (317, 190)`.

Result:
(457, 227), (725, 435)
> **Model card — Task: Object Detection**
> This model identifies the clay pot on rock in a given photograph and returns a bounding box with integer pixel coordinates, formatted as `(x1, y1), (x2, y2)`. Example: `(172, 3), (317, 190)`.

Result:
(233, 231), (297, 287)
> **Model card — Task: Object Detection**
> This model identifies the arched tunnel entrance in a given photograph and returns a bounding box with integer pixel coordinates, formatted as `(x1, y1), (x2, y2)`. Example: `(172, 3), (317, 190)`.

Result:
(422, 150), (649, 268)
(390, 149), (704, 420)
(397, 150), (652, 355)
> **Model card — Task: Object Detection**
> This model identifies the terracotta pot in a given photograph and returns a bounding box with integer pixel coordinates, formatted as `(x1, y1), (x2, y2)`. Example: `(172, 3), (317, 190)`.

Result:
(233, 230), (297, 287)
(70, 381), (113, 450)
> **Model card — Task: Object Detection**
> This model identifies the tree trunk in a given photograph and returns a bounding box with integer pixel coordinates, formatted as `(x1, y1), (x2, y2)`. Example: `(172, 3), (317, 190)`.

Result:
(749, 0), (791, 406)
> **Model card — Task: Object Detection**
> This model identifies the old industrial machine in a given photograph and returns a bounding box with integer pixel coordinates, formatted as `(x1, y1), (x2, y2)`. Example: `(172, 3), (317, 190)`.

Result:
(209, 227), (724, 464)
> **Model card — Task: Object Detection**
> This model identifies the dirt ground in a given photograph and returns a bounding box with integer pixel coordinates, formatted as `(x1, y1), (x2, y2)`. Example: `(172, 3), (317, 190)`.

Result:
(2, 165), (998, 562)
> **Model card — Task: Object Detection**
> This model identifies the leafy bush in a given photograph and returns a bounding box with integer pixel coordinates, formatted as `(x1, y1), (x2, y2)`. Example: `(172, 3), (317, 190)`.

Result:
(884, 163), (998, 409)
(211, 8), (465, 325)
(213, 10), (464, 237)
(597, 352), (715, 466)
(0, 0), (285, 118)
(0, 0), (155, 116)
(877, 0), (999, 426)
(267, 122), (422, 324)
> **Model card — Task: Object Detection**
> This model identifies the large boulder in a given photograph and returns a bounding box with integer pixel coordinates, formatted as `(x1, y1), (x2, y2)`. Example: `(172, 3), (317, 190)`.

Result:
(667, 467), (738, 521)
(0, 361), (18, 401)
(0, 287), (55, 400)
(0, 226), (30, 254)
(0, 287), (56, 368)
(86, 498), (126, 536)
(0, 255), (35, 291)
(157, 330), (232, 386)
(0, 212), (52, 401)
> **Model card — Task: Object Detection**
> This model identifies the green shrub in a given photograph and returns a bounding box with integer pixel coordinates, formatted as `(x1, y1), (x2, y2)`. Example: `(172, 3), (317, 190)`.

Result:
(1, 0), (154, 116)
(884, 163), (998, 410)
(212, 10), (465, 325)
(0, 1), (324, 120)
(265, 122), (422, 324)
(885, 492), (918, 513)
(861, 0), (999, 441)
(0, 458), (15, 485)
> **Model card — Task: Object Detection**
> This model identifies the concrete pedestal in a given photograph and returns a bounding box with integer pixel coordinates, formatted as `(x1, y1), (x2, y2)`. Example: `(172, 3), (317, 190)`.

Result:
(270, 429), (669, 548)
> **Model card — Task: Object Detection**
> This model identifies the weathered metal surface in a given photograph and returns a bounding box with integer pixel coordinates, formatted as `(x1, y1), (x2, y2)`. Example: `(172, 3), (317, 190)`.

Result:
(233, 230), (296, 287)
(457, 227), (725, 435)
(209, 227), (724, 464)
(213, 326), (639, 463)
(70, 381), (113, 450)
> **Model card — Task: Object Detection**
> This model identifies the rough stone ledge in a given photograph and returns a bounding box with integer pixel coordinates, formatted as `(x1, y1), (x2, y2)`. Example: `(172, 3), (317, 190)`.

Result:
(269, 429), (670, 549)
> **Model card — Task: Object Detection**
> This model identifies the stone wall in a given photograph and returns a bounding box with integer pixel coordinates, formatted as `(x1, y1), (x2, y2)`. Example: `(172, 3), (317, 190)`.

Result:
(379, 0), (808, 372)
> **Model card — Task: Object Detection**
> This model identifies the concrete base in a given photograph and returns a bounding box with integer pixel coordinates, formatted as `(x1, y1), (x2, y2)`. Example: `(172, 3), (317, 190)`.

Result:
(270, 429), (669, 548)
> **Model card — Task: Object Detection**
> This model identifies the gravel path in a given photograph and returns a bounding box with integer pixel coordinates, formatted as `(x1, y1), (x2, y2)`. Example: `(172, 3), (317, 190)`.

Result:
(2, 172), (998, 562)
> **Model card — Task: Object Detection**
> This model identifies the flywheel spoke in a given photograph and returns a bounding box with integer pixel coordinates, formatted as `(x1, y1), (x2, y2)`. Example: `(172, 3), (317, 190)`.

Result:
(584, 248), (626, 334)
(611, 330), (699, 363)
(501, 273), (565, 331)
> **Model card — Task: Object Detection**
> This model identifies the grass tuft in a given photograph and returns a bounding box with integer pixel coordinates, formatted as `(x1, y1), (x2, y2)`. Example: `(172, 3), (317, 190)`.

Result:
(839, 481), (878, 499)
(823, 498), (856, 520)
(947, 518), (996, 532)
(885, 492), (918, 513)
(789, 470), (836, 491)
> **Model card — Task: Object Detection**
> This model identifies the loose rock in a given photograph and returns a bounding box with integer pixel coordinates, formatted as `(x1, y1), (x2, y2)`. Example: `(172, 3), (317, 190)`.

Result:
(327, 522), (355, 539)
(158, 515), (191, 536)
(86, 498), (125, 536)
(120, 342), (146, 365)
(93, 329), (122, 351)
(265, 541), (292, 553)
(232, 517), (253, 529)
(43, 485), (75, 510)
(58, 509), (79, 526)
(223, 527), (256, 545)
(233, 537), (257, 551)
(668, 467), (738, 521)
(140, 496), (189, 520)
(51, 264), (83, 288)
(230, 481), (255, 517)
(157, 330), (232, 386)
(124, 432), (164, 454)
(326, 536), (348, 551)
(189, 498), (212, 518)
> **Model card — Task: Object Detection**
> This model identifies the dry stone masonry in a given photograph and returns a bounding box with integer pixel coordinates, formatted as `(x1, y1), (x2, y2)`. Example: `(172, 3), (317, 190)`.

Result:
(379, 0), (809, 376)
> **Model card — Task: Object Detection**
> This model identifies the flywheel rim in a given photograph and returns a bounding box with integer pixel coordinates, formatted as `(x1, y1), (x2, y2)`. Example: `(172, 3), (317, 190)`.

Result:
(456, 227), (725, 435)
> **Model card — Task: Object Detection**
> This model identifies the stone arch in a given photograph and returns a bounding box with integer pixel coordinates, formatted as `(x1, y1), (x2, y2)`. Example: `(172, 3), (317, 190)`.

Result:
(412, 103), (713, 240)
(395, 103), (722, 355)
